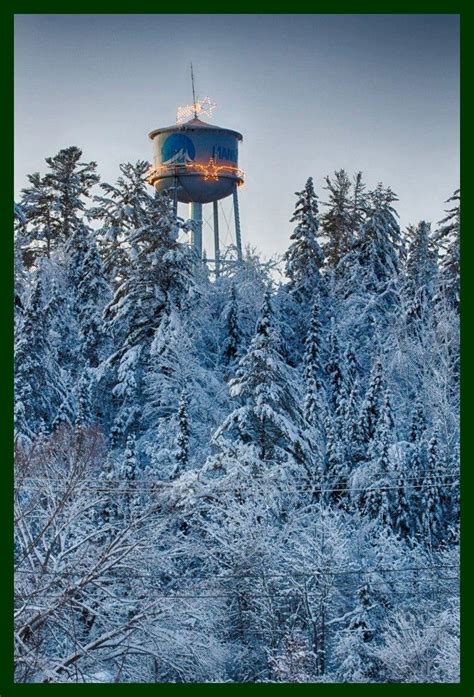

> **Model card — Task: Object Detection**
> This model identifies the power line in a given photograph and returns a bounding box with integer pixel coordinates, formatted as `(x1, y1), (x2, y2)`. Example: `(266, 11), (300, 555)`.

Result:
(16, 469), (457, 485)
(14, 480), (459, 496)
(14, 578), (459, 603)
(13, 483), (459, 499)
(13, 564), (459, 581)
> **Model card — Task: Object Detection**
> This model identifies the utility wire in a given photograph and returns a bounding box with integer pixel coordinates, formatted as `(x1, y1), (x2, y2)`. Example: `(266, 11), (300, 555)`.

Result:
(13, 564), (459, 581)
(15, 580), (459, 603)
(14, 480), (459, 496)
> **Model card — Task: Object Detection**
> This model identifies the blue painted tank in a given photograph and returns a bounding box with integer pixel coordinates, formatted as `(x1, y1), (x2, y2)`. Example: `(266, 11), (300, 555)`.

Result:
(147, 117), (244, 204)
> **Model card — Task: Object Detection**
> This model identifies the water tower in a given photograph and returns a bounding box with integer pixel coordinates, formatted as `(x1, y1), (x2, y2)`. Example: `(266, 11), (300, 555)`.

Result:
(147, 80), (244, 274)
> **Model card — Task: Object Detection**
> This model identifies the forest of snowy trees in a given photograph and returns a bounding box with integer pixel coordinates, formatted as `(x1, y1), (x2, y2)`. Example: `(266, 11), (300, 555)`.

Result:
(14, 147), (460, 683)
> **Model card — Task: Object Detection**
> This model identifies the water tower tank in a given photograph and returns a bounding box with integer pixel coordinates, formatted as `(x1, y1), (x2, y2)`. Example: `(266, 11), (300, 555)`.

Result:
(147, 117), (244, 204)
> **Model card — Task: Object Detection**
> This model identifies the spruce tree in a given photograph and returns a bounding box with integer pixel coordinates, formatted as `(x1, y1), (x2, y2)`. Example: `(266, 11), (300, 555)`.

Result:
(19, 172), (56, 263)
(364, 388), (394, 525)
(335, 584), (379, 682)
(43, 146), (99, 243)
(14, 273), (67, 439)
(354, 356), (384, 462)
(405, 220), (438, 299)
(104, 191), (191, 356)
(434, 189), (460, 310)
(221, 283), (241, 367)
(174, 390), (190, 476)
(76, 237), (111, 367)
(353, 184), (402, 295)
(90, 161), (152, 285)
(421, 428), (444, 546)
(215, 289), (311, 472)
(104, 191), (192, 444)
(284, 177), (325, 303)
(303, 298), (323, 428)
(321, 169), (366, 268)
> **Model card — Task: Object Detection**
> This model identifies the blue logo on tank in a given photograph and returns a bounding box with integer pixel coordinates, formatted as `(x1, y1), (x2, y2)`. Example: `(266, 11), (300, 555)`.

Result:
(162, 134), (196, 165)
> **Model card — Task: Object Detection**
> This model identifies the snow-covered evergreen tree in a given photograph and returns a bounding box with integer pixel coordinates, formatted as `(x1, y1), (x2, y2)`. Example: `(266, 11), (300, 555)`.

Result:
(174, 389), (190, 476)
(362, 388), (394, 525)
(335, 584), (379, 682)
(14, 272), (68, 441)
(405, 221), (438, 299)
(434, 189), (460, 310)
(90, 161), (152, 285)
(221, 283), (241, 368)
(321, 169), (367, 268)
(76, 237), (111, 367)
(303, 298), (324, 428)
(18, 172), (56, 263)
(43, 146), (99, 243)
(215, 289), (312, 475)
(354, 356), (385, 464)
(284, 177), (325, 302)
(355, 183), (402, 294)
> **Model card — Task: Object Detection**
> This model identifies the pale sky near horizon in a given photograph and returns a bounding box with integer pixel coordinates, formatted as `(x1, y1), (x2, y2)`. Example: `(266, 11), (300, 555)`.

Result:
(14, 14), (459, 259)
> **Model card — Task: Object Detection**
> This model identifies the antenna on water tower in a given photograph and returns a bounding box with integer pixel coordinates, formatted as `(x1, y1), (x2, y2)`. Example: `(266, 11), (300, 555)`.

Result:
(190, 62), (198, 120)
(147, 68), (244, 273)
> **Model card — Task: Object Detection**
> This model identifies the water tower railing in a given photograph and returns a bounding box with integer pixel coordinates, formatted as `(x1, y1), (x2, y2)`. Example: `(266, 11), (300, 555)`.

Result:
(147, 161), (244, 186)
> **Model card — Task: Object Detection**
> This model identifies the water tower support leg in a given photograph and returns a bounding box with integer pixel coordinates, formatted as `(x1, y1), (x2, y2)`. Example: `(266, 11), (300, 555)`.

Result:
(213, 200), (220, 277)
(233, 187), (243, 262)
(189, 202), (203, 259)
(172, 176), (178, 217)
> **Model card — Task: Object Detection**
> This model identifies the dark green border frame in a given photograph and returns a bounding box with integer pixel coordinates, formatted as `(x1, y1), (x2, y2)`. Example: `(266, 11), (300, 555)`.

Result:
(3, 5), (468, 695)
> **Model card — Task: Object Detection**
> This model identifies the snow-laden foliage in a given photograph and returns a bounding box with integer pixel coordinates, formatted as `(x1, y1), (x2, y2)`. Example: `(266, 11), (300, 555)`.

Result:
(14, 153), (459, 683)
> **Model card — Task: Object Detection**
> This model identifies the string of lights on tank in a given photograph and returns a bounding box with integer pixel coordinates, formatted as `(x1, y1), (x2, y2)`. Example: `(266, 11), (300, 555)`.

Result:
(147, 159), (244, 185)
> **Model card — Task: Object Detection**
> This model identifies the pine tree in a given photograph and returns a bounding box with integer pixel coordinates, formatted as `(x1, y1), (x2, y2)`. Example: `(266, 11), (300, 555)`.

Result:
(325, 319), (343, 413)
(408, 396), (427, 491)
(221, 283), (241, 367)
(351, 171), (368, 232)
(323, 320), (353, 502)
(284, 177), (325, 303)
(110, 345), (143, 446)
(434, 189), (460, 310)
(90, 161), (152, 285)
(14, 206), (29, 321)
(52, 398), (73, 432)
(405, 221), (438, 298)
(353, 184), (403, 295)
(75, 373), (92, 431)
(76, 237), (111, 367)
(104, 191), (191, 356)
(420, 428), (444, 546)
(43, 146), (99, 243)
(354, 356), (384, 462)
(214, 290), (311, 472)
(45, 277), (78, 377)
(324, 414), (348, 504)
(404, 221), (438, 332)
(174, 390), (190, 476)
(364, 389), (394, 525)
(122, 434), (138, 482)
(14, 273), (67, 439)
(341, 345), (361, 470)
(19, 172), (56, 262)
(335, 584), (379, 682)
(391, 452), (410, 540)
(303, 298), (323, 428)
(120, 434), (138, 522)
(103, 191), (192, 444)
(321, 169), (366, 268)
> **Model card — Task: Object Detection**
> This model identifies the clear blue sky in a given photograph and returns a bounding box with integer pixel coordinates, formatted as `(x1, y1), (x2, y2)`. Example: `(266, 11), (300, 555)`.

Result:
(14, 14), (459, 259)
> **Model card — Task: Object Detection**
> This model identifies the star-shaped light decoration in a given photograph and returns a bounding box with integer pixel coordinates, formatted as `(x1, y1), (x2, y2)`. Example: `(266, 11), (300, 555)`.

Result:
(176, 96), (217, 124)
